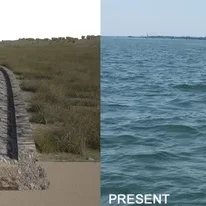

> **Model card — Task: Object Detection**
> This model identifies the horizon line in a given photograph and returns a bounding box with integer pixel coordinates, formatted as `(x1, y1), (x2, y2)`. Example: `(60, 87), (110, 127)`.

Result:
(0, 34), (100, 41)
(101, 35), (206, 38)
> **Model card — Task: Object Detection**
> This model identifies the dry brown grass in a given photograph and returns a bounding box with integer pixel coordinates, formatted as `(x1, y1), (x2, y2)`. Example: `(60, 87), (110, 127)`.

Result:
(0, 37), (100, 157)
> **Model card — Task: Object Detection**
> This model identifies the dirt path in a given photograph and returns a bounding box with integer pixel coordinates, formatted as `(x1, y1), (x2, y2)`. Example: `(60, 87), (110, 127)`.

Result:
(0, 162), (100, 206)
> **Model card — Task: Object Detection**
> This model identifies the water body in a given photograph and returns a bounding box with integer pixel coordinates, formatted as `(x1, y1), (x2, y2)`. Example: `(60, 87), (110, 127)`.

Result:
(101, 37), (206, 205)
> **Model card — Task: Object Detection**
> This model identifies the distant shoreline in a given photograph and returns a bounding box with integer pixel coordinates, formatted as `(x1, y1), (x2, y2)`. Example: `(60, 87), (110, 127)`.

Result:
(127, 35), (206, 40)
(102, 35), (206, 40)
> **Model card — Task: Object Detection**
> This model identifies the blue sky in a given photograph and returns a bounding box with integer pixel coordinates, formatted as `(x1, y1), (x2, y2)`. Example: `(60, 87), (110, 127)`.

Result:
(101, 0), (206, 36)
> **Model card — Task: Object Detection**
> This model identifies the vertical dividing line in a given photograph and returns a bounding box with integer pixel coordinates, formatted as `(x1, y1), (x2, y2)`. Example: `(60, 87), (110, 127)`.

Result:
(0, 67), (18, 160)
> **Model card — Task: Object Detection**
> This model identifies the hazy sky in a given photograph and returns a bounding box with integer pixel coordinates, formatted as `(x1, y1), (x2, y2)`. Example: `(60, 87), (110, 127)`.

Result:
(101, 0), (206, 36)
(0, 0), (100, 40)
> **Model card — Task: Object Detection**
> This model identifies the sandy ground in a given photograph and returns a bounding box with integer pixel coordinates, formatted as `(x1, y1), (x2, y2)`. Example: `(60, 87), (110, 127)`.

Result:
(0, 162), (100, 206)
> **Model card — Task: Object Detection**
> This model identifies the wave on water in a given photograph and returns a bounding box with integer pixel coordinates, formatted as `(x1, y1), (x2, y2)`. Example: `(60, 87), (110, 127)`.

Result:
(173, 83), (206, 92)
(132, 124), (199, 134)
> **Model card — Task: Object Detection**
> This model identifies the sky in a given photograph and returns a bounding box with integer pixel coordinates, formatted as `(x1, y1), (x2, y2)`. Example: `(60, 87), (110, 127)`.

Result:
(101, 0), (206, 37)
(0, 0), (100, 40)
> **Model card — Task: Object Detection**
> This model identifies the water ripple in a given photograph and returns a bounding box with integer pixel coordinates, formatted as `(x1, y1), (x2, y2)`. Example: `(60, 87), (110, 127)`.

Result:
(101, 37), (206, 205)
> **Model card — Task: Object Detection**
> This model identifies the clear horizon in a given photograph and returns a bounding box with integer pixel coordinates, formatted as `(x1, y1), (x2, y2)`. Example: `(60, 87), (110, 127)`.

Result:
(101, 0), (206, 37)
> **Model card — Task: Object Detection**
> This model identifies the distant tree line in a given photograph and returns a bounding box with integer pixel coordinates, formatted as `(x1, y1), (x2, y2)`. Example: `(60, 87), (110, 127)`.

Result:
(18, 35), (100, 42)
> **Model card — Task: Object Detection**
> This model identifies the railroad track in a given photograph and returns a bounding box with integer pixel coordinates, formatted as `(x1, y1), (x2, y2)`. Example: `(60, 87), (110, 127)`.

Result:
(0, 66), (36, 163)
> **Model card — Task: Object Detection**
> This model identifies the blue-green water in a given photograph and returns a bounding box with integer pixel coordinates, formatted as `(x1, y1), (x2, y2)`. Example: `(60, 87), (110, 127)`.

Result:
(101, 37), (206, 205)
